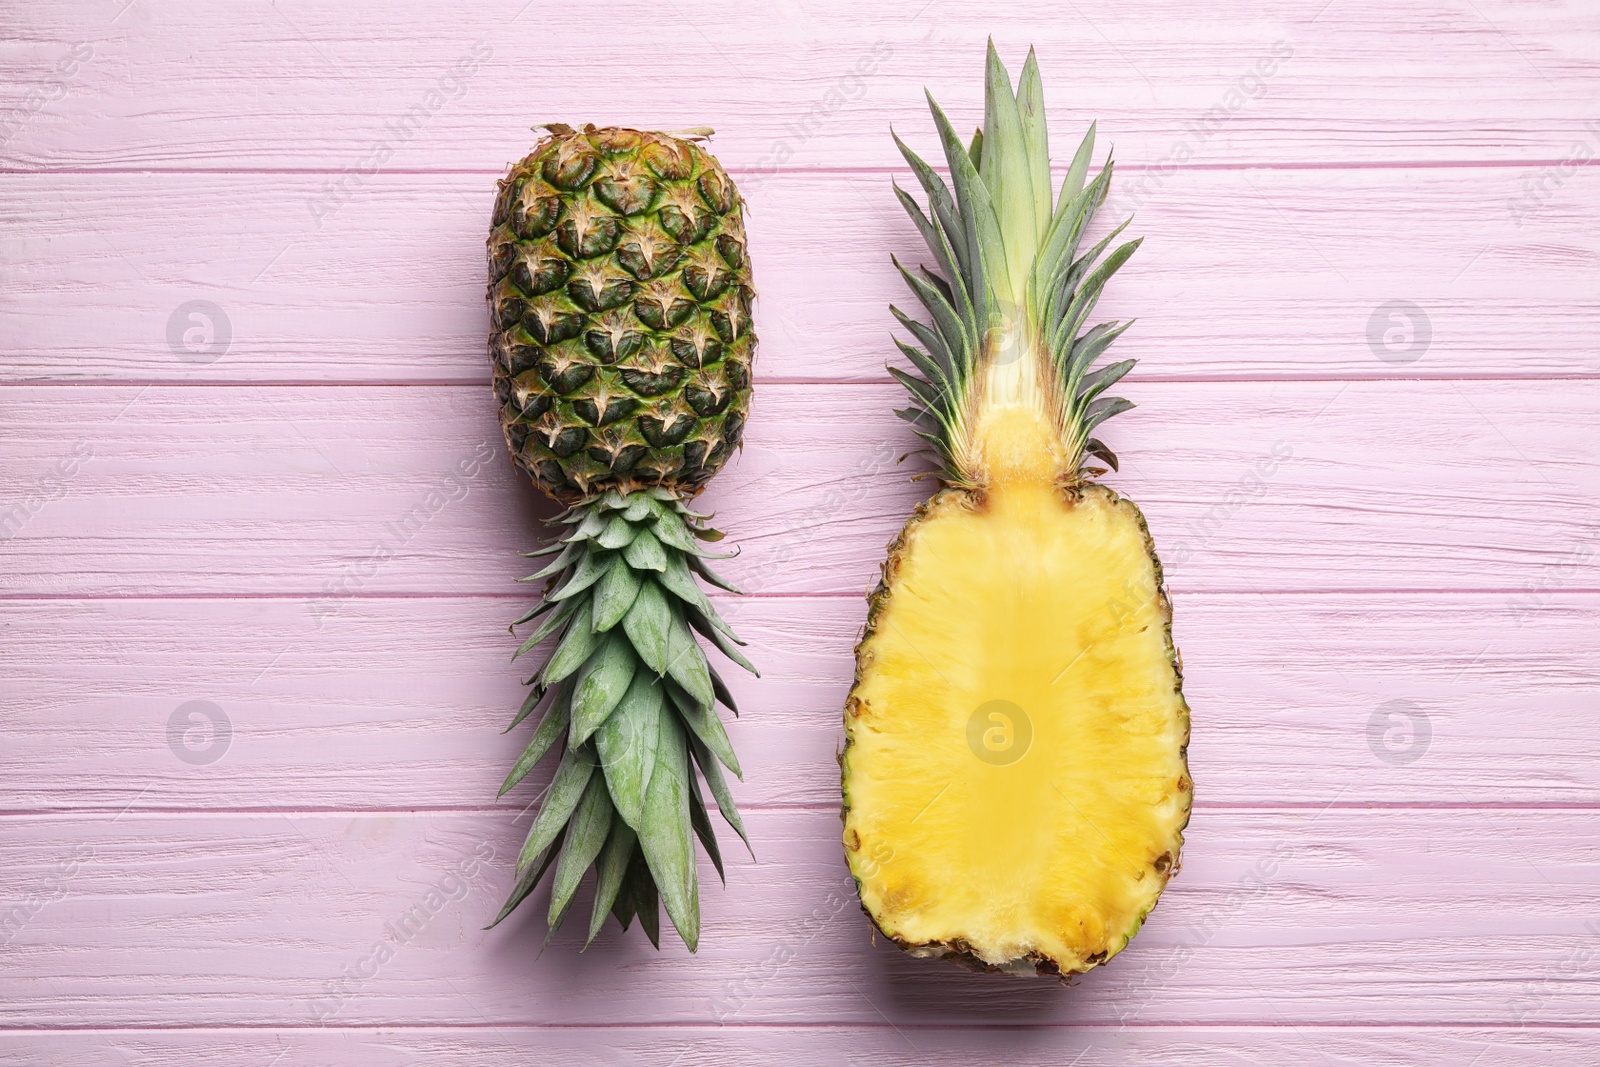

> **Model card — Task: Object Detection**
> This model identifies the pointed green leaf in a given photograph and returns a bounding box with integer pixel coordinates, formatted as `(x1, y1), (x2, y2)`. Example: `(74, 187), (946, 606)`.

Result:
(893, 341), (951, 399)
(1083, 396), (1136, 433)
(686, 606), (758, 676)
(892, 129), (973, 293)
(689, 734), (752, 857)
(564, 509), (607, 542)
(1058, 121), (1097, 216)
(548, 549), (615, 603)
(636, 713), (699, 952)
(513, 596), (580, 661)
(586, 817), (637, 946)
(523, 540), (580, 582)
(510, 597), (553, 628)
(596, 512), (638, 550)
(1054, 236), (1141, 361)
(894, 254), (968, 364)
(622, 579), (673, 675)
(540, 600), (602, 687)
(486, 825), (564, 928)
(500, 684), (572, 795)
(1078, 358), (1136, 406)
(709, 664), (741, 718)
(1068, 319), (1134, 377)
(688, 555), (744, 594)
(888, 365), (943, 410)
(622, 527), (669, 572)
(591, 557), (642, 632)
(548, 773), (616, 930)
(505, 681), (547, 734)
(595, 671), (664, 828)
(648, 507), (698, 553)
(927, 89), (1008, 319)
(1085, 437), (1121, 472)
(621, 493), (654, 522)
(1016, 47), (1053, 246)
(891, 184), (971, 336)
(686, 768), (724, 885)
(981, 38), (1035, 274)
(667, 682), (741, 778)
(1046, 213), (1128, 345)
(891, 309), (954, 382)
(629, 854), (660, 948)
(663, 609), (714, 711)
(516, 743), (596, 872)
(1038, 163), (1113, 305)
(656, 551), (715, 615)
(568, 634), (637, 748)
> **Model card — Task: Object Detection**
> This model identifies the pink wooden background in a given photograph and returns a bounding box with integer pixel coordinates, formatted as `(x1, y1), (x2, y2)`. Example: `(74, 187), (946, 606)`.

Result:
(3, 1), (1599, 1063)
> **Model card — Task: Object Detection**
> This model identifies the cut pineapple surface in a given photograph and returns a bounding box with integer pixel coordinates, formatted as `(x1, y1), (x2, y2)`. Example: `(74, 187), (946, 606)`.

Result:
(843, 480), (1190, 973)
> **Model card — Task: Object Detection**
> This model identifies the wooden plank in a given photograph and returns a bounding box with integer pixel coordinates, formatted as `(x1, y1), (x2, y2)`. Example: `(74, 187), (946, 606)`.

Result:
(1, 380), (1597, 597)
(1, 1027), (1593, 1065)
(3, 0), (1596, 171)
(4, 593), (1598, 812)
(0, 808), (1595, 1027)
(3, 167), (1595, 384)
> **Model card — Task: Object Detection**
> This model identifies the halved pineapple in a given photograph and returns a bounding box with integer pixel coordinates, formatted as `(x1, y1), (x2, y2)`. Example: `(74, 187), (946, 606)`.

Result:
(841, 45), (1191, 977)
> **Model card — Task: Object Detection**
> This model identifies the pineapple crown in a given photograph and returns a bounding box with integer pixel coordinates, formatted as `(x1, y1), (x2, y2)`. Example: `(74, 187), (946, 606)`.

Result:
(890, 41), (1141, 487)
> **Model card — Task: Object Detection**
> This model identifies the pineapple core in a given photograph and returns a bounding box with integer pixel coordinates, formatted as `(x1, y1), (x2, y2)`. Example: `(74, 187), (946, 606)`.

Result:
(843, 417), (1190, 970)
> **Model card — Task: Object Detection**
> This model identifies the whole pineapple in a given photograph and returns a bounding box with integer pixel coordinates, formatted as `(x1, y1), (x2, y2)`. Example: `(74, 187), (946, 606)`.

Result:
(840, 45), (1192, 977)
(486, 123), (756, 951)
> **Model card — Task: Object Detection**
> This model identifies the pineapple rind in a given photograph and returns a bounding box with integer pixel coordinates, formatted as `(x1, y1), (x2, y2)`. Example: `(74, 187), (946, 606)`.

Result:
(841, 483), (1191, 979)
(488, 125), (755, 503)
(491, 488), (754, 951)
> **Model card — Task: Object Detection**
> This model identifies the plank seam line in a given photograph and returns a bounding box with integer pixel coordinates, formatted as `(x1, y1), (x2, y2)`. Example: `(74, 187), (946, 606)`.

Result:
(6, 375), (1600, 389)
(2, 802), (1595, 819)
(3, 588), (1598, 602)
(3, 1021), (1599, 1033)
(1, 158), (1590, 177)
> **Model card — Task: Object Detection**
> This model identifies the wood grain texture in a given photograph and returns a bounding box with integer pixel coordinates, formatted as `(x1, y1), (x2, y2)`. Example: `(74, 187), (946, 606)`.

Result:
(3, 0), (1597, 172)
(3, 593), (1597, 812)
(2, 380), (1597, 596)
(2, 808), (1597, 1028)
(3, 168), (1596, 383)
(3, 0), (1597, 1059)
(4, 1028), (1597, 1067)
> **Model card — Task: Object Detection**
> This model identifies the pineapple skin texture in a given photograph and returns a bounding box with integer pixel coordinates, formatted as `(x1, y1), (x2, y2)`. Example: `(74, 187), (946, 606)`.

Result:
(487, 126), (755, 503)
(841, 482), (1192, 979)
